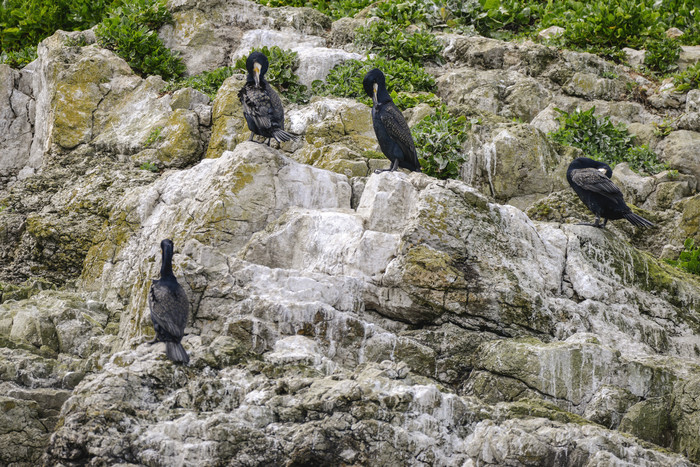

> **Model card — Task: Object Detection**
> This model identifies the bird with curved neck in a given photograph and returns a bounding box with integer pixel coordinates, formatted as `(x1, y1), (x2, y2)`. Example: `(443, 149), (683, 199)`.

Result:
(363, 68), (421, 173)
(238, 51), (296, 146)
(567, 157), (654, 228)
(148, 239), (190, 364)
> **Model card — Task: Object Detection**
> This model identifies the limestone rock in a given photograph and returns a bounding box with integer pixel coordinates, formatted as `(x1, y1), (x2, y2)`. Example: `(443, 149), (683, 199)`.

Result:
(662, 130), (700, 180)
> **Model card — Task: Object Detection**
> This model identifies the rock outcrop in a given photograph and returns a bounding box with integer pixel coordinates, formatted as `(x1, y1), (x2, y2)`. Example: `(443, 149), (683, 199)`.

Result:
(0, 0), (699, 465)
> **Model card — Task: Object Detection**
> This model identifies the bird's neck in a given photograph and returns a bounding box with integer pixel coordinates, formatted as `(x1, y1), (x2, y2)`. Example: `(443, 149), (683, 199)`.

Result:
(160, 246), (174, 279)
(376, 87), (392, 105)
(247, 74), (265, 87)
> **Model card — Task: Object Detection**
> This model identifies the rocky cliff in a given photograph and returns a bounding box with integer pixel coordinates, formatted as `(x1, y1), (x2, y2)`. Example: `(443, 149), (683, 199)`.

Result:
(1, 0), (700, 465)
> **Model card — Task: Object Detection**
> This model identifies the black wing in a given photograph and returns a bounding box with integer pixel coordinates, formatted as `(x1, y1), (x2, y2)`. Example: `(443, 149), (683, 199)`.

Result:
(238, 82), (284, 132)
(380, 103), (419, 167)
(148, 280), (188, 339)
(570, 168), (622, 198)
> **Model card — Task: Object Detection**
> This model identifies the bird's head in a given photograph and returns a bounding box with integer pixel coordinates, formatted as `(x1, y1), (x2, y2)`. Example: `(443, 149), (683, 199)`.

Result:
(246, 51), (269, 87)
(363, 68), (389, 106)
(569, 157), (613, 179)
(160, 238), (174, 255)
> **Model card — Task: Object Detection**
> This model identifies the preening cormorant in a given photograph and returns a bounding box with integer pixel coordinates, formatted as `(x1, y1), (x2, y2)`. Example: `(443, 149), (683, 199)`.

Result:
(148, 239), (190, 364)
(238, 51), (295, 145)
(363, 68), (421, 173)
(567, 157), (654, 228)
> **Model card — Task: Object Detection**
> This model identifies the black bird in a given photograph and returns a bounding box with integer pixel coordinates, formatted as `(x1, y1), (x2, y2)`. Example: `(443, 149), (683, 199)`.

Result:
(238, 51), (295, 145)
(148, 239), (190, 364)
(567, 157), (653, 228)
(363, 68), (421, 173)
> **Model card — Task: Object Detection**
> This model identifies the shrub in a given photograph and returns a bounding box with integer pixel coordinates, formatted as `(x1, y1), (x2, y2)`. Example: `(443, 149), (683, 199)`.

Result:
(313, 57), (436, 109)
(644, 38), (680, 75)
(95, 0), (185, 81)
(412, 106), (472, 179)
(549, 106), (667, 175)
(254, 0), (372, 20)
(667, 238), (700, 275)
(163, 66), (236, 99)
(234, 45), (309, 104)
(674, 62), (700, 92)
(354, 21), (443, 64)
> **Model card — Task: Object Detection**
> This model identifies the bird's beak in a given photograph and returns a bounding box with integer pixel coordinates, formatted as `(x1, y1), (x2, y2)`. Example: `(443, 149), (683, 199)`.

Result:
(598, 168), (607, 174)
(254, 62), (261, 87)
(372, 82), (378, 105)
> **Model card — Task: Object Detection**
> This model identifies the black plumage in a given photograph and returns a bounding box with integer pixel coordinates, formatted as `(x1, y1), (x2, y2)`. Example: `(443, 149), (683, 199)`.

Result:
(238, 51), (295, 145)
(567, 157), (654, 228)
(363, 68), (421, 173)
(148, 239), (190, 364)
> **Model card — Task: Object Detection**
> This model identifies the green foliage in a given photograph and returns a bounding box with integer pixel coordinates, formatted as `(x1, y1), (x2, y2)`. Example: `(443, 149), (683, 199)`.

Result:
(392, 91), (442, 110)
(674, 62), (700, 92)
(95, 0), (184, 81)
(355, 21), (443, 64)
(254, 0), (372, 20)
(139, 161), (159, 172)
(412, 106), (474, 179)
(652, 120), (674, 138)
(667, 238), (700, 275)
(561, 0), (662, 51)
(644, 38), (681, 75)
(0, 0), (117, 54)
(549, 106), (667, 175)
(234, 46), (309, 104)
(144, 126), (163, 147)
(163, 66), (235, 99)
(0, 44), (36, 68)
(313, 57), (436, 109)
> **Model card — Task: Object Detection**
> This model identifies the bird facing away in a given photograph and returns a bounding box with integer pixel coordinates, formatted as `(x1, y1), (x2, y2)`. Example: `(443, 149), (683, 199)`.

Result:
(237, 51), (296, 145)
(148, 239), (190, 364)
(362, 68), (421, 173)
(566, 157), (654, 228)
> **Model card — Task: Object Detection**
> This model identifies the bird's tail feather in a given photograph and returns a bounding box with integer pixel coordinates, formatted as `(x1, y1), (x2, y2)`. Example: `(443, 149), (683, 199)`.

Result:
(273, 129), (297, 142)
(624, 211), (654, 228)
(166, 342), (190, 364)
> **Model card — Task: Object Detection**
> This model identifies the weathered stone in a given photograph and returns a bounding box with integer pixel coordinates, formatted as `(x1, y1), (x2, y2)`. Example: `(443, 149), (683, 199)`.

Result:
(563, 72), (627, 101)
(619, 397), (673, 447)
(623, 47), (645, 68)
(661, 130), (700, 180)
(206, 74), (248, 159)
(679, 45), (700, 72)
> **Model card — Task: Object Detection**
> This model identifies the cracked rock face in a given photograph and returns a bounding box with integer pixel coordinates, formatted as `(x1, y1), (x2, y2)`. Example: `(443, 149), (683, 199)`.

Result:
(0, 0), (700, 465)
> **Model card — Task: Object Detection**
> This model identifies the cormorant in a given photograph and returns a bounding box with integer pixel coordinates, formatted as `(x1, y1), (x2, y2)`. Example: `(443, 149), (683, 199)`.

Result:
(567, 157), (654, 228)
(238, 51), (295, 145)
(363, 68), (421, 173)
(148, 239), (190, 364)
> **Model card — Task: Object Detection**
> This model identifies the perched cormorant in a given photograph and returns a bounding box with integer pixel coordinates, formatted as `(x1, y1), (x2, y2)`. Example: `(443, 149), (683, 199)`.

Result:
(363, 68), (421, 173)
(567, 157), (654, 228)
(238, 51), (295, 145)
(148, 239), (190, 364)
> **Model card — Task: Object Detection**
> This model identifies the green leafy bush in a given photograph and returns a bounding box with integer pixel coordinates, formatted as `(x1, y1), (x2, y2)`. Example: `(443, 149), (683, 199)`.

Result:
(549, 106), (667, 175)
(644, 38), (680, 75)
(0, 0), (116, 54)
(667, 238), (700, 275)
(234, 45), (309, 104)
(412, 106), (472, 179)
(354, 21), (443, 64)
(674, 62), (700, 92)
(0, 45), (37, 68)
(163, 66), (236, 99)
(313, 57), (436, 109)
(95, 0), (185, 81)
(254, 0), (372, 20)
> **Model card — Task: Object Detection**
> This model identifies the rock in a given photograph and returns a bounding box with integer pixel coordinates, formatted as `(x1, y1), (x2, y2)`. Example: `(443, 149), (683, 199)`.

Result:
(583, 385), (639, 429)
(462, 123), (570, 206)
(537, 26), (564, 41)
(619, 397), (673, 447)
(666, 27), (684, 39)
(623, 47), (645, 68)
(563, 72), (627, 101)
(0, 65), (34, 178)
(206, 74), (248, 159)
(687, 90), (700, 113)
(679, 46), (700, 72)
(661, 130), (700, 179)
